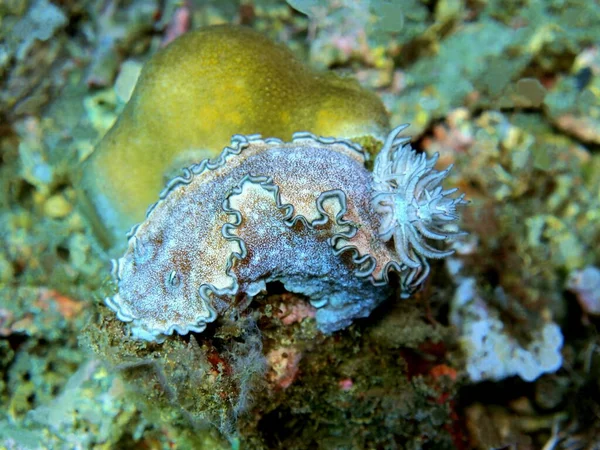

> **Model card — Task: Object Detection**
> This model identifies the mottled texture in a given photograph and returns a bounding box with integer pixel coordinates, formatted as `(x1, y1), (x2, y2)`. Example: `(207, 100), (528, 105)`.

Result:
(107, 126), (465, 342)
(78, 25), (390, 252)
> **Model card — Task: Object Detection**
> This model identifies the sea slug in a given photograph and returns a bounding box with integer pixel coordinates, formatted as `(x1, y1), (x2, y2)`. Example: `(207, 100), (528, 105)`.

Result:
(106, 125), (467, 342)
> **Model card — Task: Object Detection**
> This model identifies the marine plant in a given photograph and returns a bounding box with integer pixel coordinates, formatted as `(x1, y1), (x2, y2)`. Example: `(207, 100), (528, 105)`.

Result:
(106, 125), (467, 342)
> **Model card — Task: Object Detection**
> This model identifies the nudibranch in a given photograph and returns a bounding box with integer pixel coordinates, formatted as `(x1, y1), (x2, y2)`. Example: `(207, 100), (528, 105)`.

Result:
(106, 125), (467, 342)
(78, 25), (389, 252)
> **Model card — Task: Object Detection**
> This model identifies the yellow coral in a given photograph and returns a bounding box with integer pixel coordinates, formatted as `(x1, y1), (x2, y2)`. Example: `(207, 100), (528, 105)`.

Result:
(78, 25), (389, 251)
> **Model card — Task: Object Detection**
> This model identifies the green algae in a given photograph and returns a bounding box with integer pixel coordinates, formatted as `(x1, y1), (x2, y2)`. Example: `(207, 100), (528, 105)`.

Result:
(544, 55), (600, 144)
(83, 287), (458, 449)
(433, 110), (598, 307)
(240, 297), (458, 448)
(372, 0), (600, 137)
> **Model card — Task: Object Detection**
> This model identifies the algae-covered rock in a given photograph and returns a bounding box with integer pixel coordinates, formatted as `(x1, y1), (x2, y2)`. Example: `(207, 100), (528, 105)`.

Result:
(544, 47), (600, 144)
(78, 25), (390, 252)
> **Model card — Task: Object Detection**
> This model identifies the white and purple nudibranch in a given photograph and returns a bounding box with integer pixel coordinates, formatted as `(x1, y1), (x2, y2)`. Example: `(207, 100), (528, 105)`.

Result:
(106, 125), (467, 342)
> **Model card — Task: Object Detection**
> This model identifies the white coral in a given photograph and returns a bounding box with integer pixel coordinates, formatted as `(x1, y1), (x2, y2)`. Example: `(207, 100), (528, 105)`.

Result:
(450, 278), (563, 382)
(372, 124), (468, 287)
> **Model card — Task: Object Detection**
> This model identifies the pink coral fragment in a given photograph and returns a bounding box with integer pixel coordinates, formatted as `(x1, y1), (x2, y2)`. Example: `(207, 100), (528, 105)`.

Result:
(276, 295), (317, 326)
(267, 347), (302, 390)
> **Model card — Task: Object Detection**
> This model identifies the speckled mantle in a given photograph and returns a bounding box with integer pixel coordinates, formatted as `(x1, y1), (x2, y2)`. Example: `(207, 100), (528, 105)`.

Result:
(106, 127), (466, 341)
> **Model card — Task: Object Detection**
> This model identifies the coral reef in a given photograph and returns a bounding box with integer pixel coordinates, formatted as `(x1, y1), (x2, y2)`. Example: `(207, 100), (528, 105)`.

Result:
(422, 107), (598, 384)
(107, 125), (465, 341)
(2, 0), (600, 448)
(0, 0), (67, 118)
(423, 105), (599, 446)
(240, 304), (461, 449)
(85, 280), (461, 448)
(77, 25), (390, 252)
(372, 0), (600, 136)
